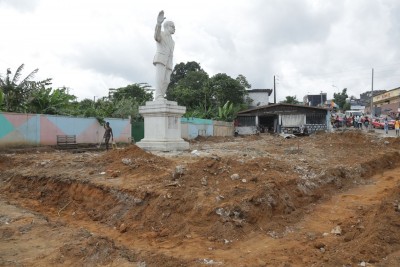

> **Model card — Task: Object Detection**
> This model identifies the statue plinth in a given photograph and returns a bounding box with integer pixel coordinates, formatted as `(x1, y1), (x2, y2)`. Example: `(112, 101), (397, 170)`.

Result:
(137, 100), (189, 151)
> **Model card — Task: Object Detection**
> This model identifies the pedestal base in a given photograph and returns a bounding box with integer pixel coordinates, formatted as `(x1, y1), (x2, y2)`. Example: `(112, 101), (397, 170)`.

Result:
(137, 100), (189, 151)
(136, 139), (189, 151)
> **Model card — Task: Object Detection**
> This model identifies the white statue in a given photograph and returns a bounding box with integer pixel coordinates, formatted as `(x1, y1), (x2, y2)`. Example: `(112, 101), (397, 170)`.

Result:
(153, 10), (175, 101)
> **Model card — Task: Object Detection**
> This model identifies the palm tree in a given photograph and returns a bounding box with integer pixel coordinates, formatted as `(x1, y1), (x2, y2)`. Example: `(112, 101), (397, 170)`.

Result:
(0, 64), (49, 112)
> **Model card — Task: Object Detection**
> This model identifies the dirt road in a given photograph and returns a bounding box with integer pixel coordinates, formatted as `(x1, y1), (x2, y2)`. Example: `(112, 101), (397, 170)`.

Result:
(1, 130), (400, 266)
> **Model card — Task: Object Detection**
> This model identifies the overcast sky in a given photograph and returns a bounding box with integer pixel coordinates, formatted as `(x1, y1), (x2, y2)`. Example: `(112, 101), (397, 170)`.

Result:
(1, 0), (399, 102)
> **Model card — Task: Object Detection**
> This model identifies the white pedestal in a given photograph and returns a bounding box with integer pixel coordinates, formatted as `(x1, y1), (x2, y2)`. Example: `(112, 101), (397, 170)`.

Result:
(137, 100), (189, 151)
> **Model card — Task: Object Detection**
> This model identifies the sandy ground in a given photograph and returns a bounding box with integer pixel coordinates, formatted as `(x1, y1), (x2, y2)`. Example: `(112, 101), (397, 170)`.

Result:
(1, 129), (400, 266)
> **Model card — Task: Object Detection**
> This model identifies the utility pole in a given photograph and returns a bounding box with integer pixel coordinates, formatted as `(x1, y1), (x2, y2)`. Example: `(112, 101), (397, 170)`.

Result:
(370, 68), (374, 116)
(320, 91), (323, 106)
(274, 75), (276, 104)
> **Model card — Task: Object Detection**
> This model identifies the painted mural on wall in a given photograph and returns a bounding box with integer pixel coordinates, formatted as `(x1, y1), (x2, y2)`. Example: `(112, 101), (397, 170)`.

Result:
(0, 112), (131, 147)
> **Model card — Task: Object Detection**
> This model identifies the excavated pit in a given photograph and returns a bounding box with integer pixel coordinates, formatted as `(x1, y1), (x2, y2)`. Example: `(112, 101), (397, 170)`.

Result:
(2, 130), (400, 266)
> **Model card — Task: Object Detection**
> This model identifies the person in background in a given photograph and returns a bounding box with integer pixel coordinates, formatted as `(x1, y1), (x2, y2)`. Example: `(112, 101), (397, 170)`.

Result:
(384, 117), (389, 134)
(395, 118), (400, 137)
(103, 122), (114, 150)
(357, 116), (363, 129)
(364, 116), (369, 130)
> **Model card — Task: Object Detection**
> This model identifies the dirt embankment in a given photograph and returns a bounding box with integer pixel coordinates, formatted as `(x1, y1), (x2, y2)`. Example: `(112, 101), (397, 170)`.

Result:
(1, 130), (400, 266)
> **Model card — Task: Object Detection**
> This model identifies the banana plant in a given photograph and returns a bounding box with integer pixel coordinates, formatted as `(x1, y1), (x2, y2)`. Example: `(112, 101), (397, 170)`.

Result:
(217, 101), (239, 122)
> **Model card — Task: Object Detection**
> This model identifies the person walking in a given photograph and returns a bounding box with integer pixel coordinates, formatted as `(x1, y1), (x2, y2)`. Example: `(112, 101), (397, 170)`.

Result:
(384, 117), (389, 134)
(357, 116), (363, 129)
(364, 116), (369, 130)
(103, 122), (113, 150)
(395, 118), (400, 136)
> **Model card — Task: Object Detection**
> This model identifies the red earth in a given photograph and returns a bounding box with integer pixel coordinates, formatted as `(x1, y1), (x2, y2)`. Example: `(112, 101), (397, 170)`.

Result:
(1, 129), (400, 266)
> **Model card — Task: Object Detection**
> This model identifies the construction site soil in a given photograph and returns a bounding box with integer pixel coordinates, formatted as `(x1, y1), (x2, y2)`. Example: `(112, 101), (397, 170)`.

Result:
(2, 130), (400, 266)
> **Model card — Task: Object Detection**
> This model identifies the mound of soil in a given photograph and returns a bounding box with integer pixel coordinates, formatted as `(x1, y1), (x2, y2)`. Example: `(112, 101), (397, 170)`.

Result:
(1, 130), (400, 266)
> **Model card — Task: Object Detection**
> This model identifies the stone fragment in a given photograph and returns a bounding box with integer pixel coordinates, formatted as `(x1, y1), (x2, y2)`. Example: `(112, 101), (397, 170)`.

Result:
(231, 173), (240, 180)
(331, 226), (342, 235)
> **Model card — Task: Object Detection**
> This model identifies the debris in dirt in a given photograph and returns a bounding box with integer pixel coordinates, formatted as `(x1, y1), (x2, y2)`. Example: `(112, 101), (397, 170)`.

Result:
(314, 242), (326, 249)
(40, 160), (50, 166)
(172, 165), (185, 179)
(191, 150), (200, 156)
(118, 223), (127, 233)
(395, 203), (400, 212)
(201, 177), (208, 186)
(230, 173), (240, 180)
(215, 207), (229, 217)
(198, 258), (222, 265)
(215, 195), (224, 202)
(211, 154), (221, 161)
(58, 200), (74, 217)
(331, 225), (342, 235)
(280, 133), (297, 139)
(165, 181), (180, 187)
(267, 230), (280, 239)
(121, 158), (132, 165)
(99, 172), (106, 175)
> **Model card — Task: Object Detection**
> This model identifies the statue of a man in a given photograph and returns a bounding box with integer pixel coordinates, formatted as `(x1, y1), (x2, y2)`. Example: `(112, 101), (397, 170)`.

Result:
(153, 10), (175, 101)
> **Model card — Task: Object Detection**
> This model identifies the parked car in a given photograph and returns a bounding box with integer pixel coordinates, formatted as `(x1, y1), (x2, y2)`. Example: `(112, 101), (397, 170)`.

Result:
(371, 118), (395, 129)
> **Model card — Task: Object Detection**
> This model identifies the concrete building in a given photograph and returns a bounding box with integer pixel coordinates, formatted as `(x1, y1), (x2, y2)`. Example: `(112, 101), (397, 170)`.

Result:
(303, 93), (327, 107)
(247, 89), (273, 107)
(372, 87), (400, 117)
(236, 103), (329, 134)
(360, 90), (386, 106)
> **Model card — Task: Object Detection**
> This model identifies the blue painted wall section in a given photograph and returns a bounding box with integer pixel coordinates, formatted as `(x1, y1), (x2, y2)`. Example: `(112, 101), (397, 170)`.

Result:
(181, 117), (213, 139)
(0, 112), (131, 147)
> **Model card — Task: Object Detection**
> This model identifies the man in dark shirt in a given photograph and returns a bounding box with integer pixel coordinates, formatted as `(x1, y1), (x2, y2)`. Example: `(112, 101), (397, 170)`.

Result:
(103, 122), (113, 150)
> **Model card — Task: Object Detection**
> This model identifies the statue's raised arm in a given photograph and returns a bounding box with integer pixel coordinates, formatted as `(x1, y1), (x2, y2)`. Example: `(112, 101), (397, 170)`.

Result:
(154, 10), (166, 42)
(157, 10), (166, 25)
(152, 10), (175, 101)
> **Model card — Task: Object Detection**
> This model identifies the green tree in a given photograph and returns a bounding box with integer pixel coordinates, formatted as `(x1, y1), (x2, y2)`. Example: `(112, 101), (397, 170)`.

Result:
(71, 97), (116, 120)
(0, 90), (3, 109)
(70, 98), (97, 117)
(333, 88), (349, 110)
(0, 64), (51, 112)
(343, 101), (351, 111)
(216, 101), (240, 122)
(112, 98), (140, 120)
(281, 96), (300, 104)
(27, 87), (76, 115)
(207, 73), (248, 107)
(168, 61), (202, 89)
(236, 74), (252, 90)
(111, 83), (153, 104)
(167, 70), (209, 110)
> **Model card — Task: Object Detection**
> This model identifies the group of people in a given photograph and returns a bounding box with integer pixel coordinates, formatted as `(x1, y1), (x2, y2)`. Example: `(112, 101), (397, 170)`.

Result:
(382, 117), (400, 136)
(333, 113), (400, 136)
(352, 115), (369, 129)
(333, 114), (369, 129)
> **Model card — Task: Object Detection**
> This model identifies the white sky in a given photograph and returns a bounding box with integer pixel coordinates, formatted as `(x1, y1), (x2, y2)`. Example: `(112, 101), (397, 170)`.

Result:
(1, 0), (399, 102)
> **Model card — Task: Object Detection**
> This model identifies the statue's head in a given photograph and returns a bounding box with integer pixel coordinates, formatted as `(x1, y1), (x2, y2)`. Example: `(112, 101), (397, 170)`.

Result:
(163, 21), (175, 34)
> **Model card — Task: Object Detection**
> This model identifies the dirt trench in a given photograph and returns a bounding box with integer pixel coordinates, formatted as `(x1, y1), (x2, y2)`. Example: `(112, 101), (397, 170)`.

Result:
(1, 131), (400, 266)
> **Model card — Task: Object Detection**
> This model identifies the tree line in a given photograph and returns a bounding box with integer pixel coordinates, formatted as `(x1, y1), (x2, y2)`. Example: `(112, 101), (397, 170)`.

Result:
(0, 62), (252, 122)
